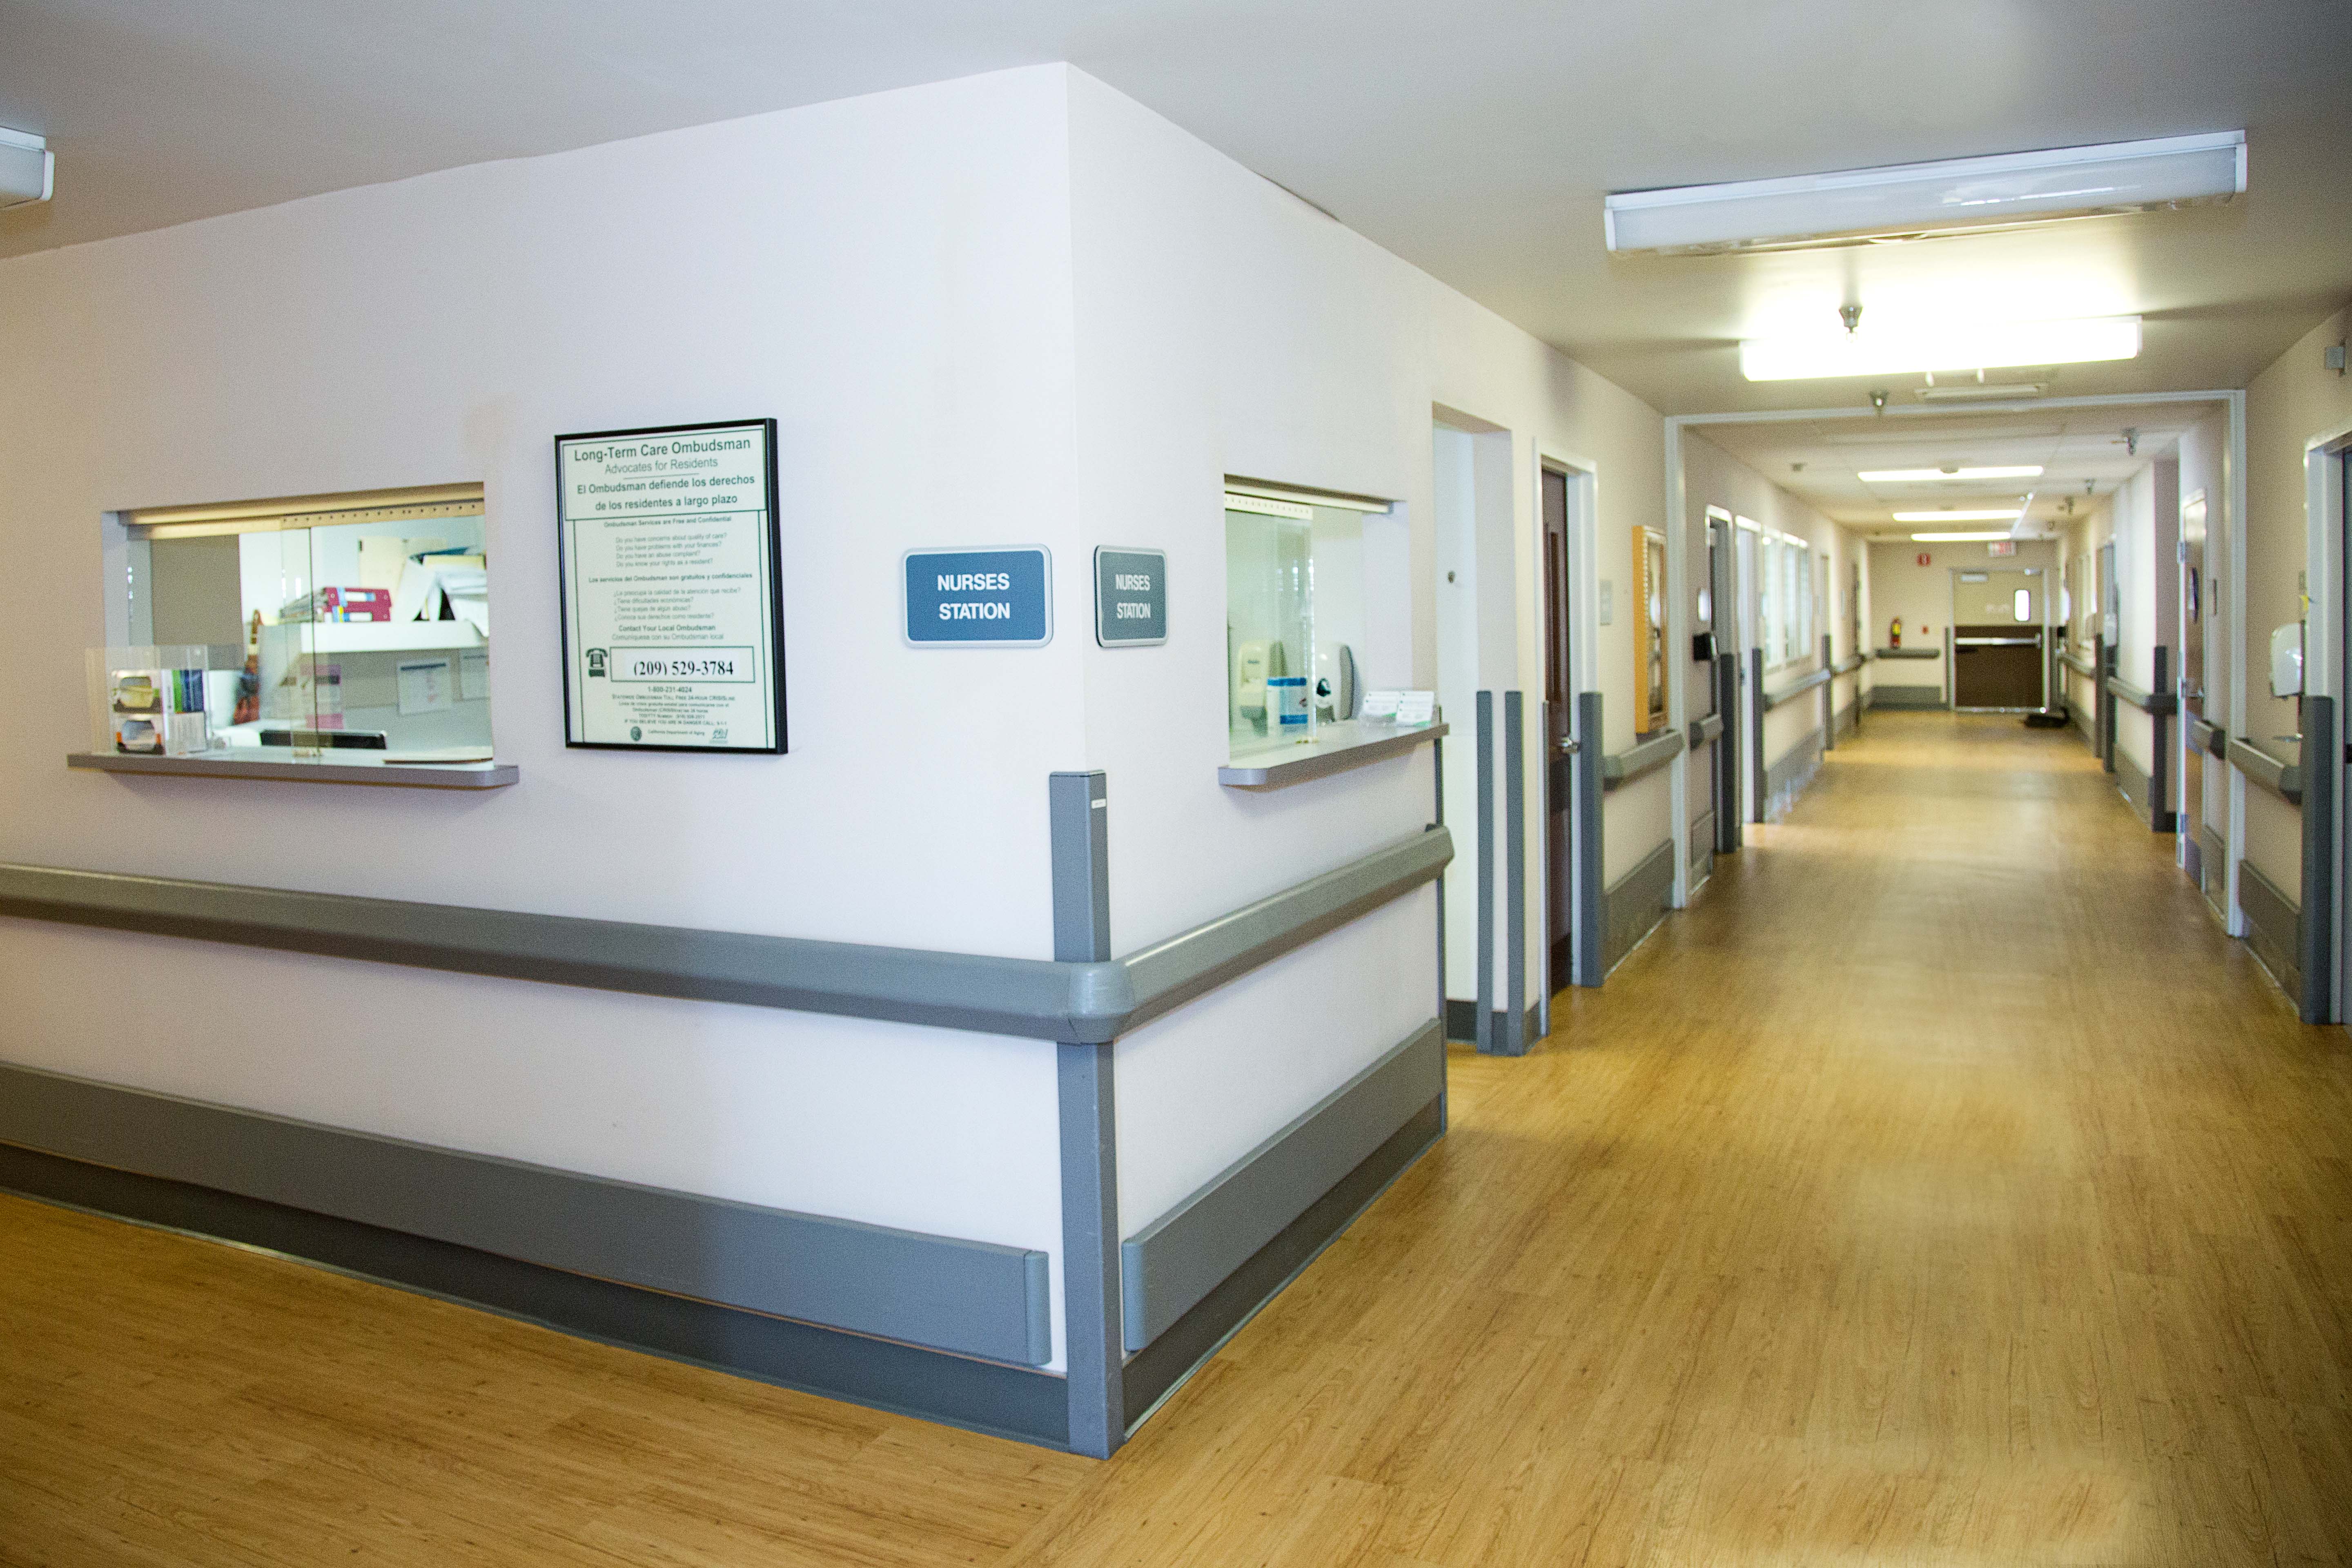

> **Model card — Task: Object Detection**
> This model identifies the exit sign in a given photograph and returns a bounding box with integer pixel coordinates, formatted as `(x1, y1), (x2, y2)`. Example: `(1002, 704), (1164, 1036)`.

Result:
(1988, 540), (2016, 557)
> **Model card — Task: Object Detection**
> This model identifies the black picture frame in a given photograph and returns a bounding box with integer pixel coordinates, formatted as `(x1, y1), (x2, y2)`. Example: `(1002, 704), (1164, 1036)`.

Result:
(553, 418), (787, 755)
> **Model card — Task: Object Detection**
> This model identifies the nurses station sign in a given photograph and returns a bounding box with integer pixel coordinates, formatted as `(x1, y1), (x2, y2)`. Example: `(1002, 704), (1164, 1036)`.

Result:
(902, 547), (1053, 647)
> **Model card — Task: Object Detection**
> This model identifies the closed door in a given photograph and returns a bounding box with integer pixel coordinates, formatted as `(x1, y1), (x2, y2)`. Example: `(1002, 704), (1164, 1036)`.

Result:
(1542, 468), (1575, 981)
(1953, 569), (2045, 709)
(2180, 492), (2208, 876)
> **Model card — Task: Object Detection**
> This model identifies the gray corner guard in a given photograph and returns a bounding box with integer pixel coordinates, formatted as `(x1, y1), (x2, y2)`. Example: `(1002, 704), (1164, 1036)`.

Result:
(0, 1059), (1050, 1365)
(1601, 729), (1685, 791)
(0, 826), (1450, 1047)
(1120, 1020), (1443, 1351)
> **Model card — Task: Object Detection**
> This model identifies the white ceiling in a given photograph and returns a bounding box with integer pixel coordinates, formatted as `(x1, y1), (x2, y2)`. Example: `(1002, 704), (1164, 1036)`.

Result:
(3, 0), (2348, 416)
(1697, 399), (2229, 535)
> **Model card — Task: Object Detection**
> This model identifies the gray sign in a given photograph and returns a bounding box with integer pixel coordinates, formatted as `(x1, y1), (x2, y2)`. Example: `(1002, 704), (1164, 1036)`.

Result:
(1094, 547), (1167, 647)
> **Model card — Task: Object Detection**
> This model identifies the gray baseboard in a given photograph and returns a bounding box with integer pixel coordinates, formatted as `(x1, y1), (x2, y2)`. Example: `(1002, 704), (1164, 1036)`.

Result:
(1603, 837), (1676, 974)
(1120, 1095), (1440, 1432)
(2198, 826), (2227, 913)
(0, 1061), (1049, 1366)
(1443, 998), (1539, 1044)
(1833, 701), (1859, 742)
(1870, 685), (1947, 710)
(2238, 861), (2302, 1002)
(0, 1141), (1070, 1449)
(2114, 752), (2174, 831)
(1764, 731), (1824, 822)
(1689, 810), (1716, 889)
(1122, 1022), (1442, 1352)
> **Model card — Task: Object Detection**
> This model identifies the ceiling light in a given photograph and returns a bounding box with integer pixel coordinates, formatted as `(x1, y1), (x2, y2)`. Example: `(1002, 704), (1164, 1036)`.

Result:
(0, 126), (51, 209)
(1741, 315), (2139, 381)
(1859, 466), (2044, 482)
(1910, 531), (2015, 542)
(1894, 509), (2024, 523)
(1916, 382), (2048, 402)
(1604, 130), (2244, 255)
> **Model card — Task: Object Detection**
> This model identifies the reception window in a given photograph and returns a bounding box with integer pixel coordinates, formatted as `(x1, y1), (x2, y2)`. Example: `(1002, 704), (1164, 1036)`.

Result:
(108, 485), (492, 764)
(1224, 480), (1395, 757)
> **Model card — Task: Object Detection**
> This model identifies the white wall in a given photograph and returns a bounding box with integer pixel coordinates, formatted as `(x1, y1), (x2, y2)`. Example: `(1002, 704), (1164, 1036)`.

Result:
(2239, 308), (2352, 894)
(1, 60), (1689, 1367)
(0, 65), (1084, 1354)
(1059, 67), (1668, 1205)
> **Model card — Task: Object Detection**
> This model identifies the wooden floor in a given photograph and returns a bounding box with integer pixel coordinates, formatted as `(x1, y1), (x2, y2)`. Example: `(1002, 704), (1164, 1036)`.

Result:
(6, 712), (2351, 1566)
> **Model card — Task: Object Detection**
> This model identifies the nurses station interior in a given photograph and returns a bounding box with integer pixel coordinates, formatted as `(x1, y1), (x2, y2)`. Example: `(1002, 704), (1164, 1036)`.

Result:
(5, 27), (2352, 1504)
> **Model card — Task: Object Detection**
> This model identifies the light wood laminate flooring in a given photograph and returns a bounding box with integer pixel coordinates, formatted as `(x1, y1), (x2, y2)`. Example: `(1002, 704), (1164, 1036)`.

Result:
(5, 712), (2350, 1565)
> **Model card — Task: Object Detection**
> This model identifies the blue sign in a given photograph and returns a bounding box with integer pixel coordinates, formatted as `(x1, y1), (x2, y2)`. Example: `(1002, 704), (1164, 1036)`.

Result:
(1094, 546), (1167, 647)
(904, 547), (1052, 646)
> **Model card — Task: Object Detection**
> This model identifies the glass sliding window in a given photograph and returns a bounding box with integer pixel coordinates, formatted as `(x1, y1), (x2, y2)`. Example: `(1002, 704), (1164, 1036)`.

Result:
(119, 485), (492, 766)
(1224, 481), (1387, 760)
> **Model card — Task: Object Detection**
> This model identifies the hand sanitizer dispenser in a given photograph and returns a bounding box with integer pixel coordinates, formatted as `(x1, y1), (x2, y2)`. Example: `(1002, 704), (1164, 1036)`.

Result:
(1314, 643), (1357, 721)
(1234, 639), (1271, 720)
(2271, 623), (2304, 698)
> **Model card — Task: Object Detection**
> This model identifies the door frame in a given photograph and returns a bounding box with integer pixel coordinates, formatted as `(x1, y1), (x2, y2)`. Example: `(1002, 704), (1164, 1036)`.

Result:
(2310, 419), (2352, 1028)
(1536, 443), (1600, 1003)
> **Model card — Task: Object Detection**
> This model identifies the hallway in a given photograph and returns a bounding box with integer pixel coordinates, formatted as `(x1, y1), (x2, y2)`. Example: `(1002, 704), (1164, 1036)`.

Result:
(5, 712), (2350, 1564)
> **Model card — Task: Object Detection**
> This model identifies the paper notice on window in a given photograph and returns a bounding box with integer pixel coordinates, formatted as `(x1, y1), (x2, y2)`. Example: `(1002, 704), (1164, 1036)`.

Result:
(397, 657), (454, 716)
(1363, 690), (1436, 726)
(555, 421), (784, 752)
(459, 650), (490, 702)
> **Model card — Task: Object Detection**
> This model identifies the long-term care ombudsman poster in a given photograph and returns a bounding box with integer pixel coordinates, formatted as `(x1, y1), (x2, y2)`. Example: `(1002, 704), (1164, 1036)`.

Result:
(555, 419), (786, 753)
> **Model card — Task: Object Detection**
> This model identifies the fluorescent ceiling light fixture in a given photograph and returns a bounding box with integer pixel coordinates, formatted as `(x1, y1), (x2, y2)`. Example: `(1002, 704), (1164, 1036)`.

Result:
(1605, 130), (2244, 254)
(1910, 531), (2015, 542)
(1859, 466), (2043, 482)
(1917, 382), (2047, 402)
(1741, 315), (2139, 381)
(0, 125), (51, 209)
(1894, 509), (2023, 523)
(1223, 480), (1391, 513)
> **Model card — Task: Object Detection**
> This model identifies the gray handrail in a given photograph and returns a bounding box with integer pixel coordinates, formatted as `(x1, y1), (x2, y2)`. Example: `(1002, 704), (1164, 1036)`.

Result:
(2229, 737), (2303, 805)
(1874, 647), (1938, 660)
(1601, 728), (1686, 791)
(1830, 654), (1864, 676)
(1686, 712), (1724, 749)
(1760, 667), (1831, 709)
(2105, 675), (2177, 715)
(2061, 650), (2098, 675)
(2187, 716), (2226, 759)
(0, 827), (1453, 1047)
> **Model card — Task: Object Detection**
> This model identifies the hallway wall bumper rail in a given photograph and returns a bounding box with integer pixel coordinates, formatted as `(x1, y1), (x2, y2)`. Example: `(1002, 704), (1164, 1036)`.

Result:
(2105, 646), (2174, 833)
(1601, 728), (1686, 791)
(0, 786), (1455, 1458)
(2227, 702), (2336, 1024)
(2228, 735), (2302, 805)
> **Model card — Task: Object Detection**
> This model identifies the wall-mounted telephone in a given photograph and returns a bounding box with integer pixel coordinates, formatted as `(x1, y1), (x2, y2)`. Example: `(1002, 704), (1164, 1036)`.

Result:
(1315, 643), (1357, 721)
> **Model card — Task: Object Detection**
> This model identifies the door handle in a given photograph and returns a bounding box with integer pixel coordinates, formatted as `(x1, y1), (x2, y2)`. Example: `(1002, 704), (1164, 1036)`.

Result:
(1556, 738), (1580, 755)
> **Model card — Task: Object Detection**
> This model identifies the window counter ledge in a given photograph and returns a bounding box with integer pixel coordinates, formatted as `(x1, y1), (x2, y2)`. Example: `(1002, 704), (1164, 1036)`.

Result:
(69, 751), (519, 790)
(1219, 721), (1447, 789)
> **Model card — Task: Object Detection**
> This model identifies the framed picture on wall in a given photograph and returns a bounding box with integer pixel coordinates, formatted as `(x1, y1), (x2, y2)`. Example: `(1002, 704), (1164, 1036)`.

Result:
(1633, 525), (1669, 736)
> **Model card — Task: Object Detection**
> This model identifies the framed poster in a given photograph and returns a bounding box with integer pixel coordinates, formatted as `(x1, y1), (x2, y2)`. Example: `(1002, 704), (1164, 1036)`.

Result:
(555, 419), (786, 753)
